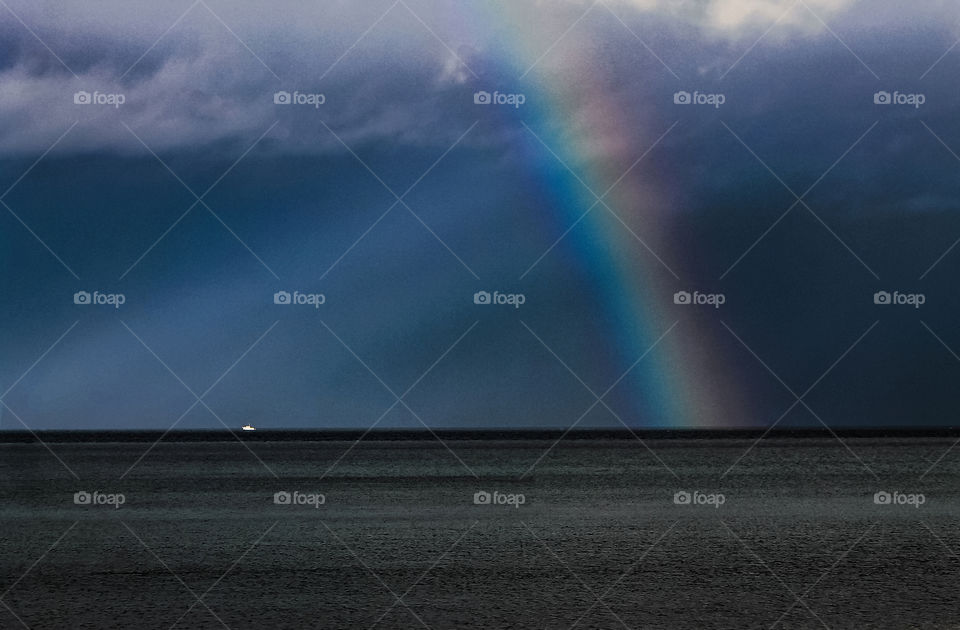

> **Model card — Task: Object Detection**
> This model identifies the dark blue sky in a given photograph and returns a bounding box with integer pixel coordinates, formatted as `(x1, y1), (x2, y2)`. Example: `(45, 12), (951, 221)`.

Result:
(3, 0), (960, 429)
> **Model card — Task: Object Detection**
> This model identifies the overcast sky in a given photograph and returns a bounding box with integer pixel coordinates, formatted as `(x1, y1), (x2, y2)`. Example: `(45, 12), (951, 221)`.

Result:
(3, 0), (960, 430)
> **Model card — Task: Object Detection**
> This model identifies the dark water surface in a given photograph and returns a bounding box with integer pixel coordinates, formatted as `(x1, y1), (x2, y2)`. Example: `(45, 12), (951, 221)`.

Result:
(1, 438), (958, 629)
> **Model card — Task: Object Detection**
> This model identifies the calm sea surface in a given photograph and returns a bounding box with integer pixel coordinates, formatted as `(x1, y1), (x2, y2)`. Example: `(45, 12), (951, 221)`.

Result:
(1, 438), (958, 629)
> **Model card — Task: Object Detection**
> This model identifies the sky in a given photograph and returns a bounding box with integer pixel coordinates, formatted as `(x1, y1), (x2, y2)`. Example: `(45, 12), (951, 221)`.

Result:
(2, 0), (960, 430)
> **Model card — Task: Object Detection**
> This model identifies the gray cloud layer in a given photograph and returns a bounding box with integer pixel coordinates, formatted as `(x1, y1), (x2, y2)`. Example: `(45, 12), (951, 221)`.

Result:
(3, 0), (937, 157)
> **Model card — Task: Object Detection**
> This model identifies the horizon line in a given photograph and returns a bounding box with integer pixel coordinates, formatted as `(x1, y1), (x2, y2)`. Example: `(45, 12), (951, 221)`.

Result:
(1, 427), (959, 443)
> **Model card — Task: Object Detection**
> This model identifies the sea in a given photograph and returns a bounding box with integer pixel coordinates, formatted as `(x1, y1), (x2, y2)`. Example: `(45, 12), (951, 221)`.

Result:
(0, 434), (958, 629)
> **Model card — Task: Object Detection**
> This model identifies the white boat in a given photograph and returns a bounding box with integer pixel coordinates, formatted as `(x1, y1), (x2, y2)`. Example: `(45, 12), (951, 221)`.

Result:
(241, 424), (256, 431)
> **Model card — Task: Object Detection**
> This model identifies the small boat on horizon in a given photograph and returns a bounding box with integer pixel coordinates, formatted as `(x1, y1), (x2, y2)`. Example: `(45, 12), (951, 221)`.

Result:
(241, 424), (256, 431)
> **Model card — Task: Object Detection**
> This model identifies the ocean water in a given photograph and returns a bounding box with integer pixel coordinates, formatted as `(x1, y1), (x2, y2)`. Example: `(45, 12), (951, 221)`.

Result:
(1, 437), (958, 629)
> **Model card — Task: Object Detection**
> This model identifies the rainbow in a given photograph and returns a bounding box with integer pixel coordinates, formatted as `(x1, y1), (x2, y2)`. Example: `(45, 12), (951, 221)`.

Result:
(475, 4), (751, 428)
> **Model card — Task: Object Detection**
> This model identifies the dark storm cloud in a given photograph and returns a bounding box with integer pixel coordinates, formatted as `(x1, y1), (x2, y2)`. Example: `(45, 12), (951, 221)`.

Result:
(0, 0), (913, 158)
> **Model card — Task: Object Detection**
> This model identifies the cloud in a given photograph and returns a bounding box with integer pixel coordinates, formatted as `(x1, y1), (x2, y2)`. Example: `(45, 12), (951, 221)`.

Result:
(612, 0), (855, 35)
(0, 0), (944, 158)
(0, 1), (483, 157)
